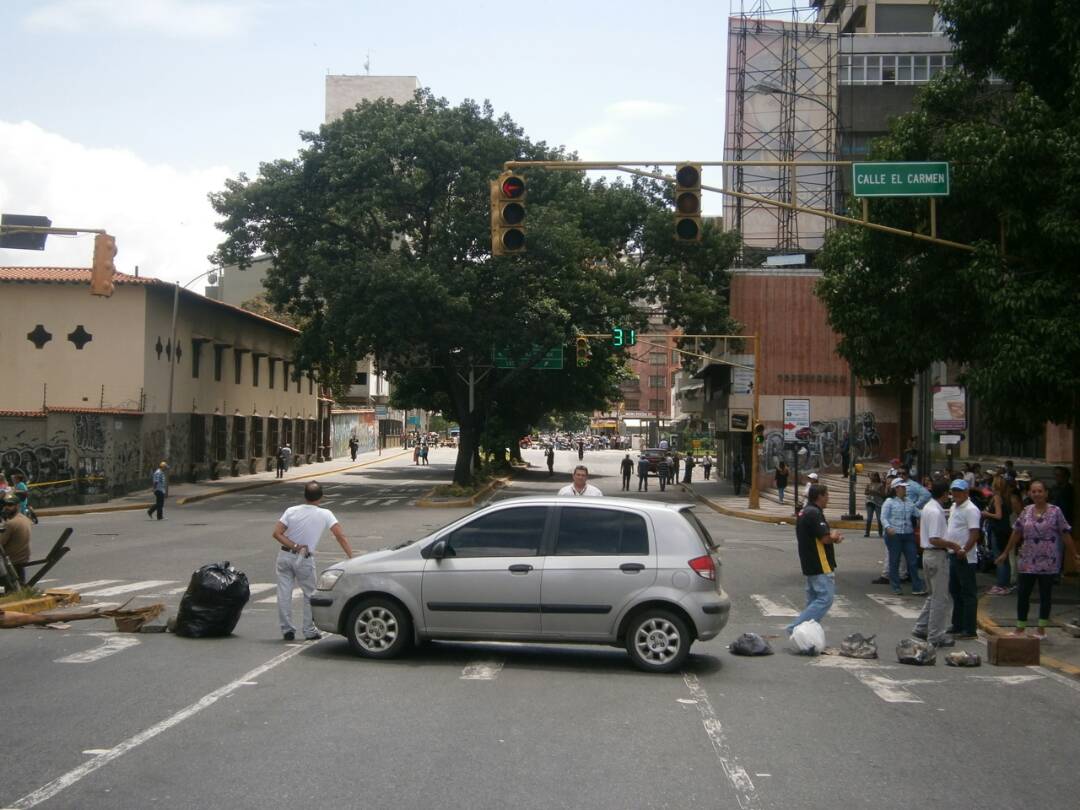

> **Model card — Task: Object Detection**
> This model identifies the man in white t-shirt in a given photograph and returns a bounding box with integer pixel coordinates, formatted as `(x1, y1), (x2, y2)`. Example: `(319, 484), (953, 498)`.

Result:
(945, 479), (982, 640)
(272, 481), (354, 641)
(558, 465), (603, 497)
(913, 480), (959, 647)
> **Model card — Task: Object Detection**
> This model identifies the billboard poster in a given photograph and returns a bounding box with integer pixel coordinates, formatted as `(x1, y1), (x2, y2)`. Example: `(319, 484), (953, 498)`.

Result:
(783, 399), (810, 442)
(932, 385), (966, 432)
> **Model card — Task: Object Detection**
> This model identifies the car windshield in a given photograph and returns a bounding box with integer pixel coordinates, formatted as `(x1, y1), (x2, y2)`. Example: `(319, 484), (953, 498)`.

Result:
(679, 507), (720, 551)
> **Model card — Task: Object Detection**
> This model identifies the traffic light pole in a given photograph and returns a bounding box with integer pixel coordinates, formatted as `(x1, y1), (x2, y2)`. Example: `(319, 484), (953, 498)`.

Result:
(749, 334), (761, 509)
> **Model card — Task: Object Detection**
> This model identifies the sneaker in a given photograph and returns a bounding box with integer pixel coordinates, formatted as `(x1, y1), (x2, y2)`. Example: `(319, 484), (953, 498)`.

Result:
(282, 631), (295, 641)
(912, 590), (928, 596)
(987, 586), (1007, 596)
(911, 629), (928, 640)
(954, 633), (978, 641)
(871, 576), (890, 585)
(304, 632), (323, 641)
(932, 637), (956, 648)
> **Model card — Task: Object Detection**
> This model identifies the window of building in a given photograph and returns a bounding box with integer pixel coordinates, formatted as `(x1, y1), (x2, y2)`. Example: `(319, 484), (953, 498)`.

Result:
(554, 508), (649, 556)
(213, 345), (224, 382)
(191, 340), (202, 378)
(446, 507), (547, 557)
(283, 418), (293, 448)
(308, 374), (313, 395)
(268, 359), (276, 390)
(671, 371), (679, 387)
(293, 418), (304, 454)
(234, 351), (243, 385)
(624, 399), (640, 411)
(840, 53), (953, 85)
(354, 371), (368, 386)
(233, 415), (246, 459)
(296, 370), (301, 394)
(649, 352), (665, 365)
(190, 414), (206, 462)
(282, 362), (290, 390)
(649, 375), (666, 389)
(252, 355), (260, 387)
(671, 349), (680, 363)
(268, 417), (279, 454)
(212, 415), (227, 461)
(649, 398), (664, 412)
(251, 416), (264, 457)
(308, 420), (317, 454)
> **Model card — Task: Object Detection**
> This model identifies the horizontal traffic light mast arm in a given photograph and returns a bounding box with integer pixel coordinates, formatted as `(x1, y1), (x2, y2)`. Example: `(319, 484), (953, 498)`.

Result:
(0, 225), (107, 237)
(503, 160), (980, 256)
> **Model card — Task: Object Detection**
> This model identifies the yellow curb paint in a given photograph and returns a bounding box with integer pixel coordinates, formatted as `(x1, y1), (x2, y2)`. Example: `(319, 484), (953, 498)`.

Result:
(415, 477), (508, 509)
(977, 594), (1080, 682)
(0, 589), (80, 615)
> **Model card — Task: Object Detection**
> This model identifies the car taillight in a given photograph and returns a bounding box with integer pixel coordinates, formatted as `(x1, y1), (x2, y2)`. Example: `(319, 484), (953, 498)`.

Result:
(688, 555), (716, 581)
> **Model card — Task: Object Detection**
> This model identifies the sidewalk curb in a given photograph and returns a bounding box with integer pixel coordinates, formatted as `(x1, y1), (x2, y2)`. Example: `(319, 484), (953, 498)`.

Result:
(683, 483), (864, 529)
(35, 451), (411, 515)
(0, 589), (81, 616)
(416, 475), (511, 509)
(977, 594), (1080, 681)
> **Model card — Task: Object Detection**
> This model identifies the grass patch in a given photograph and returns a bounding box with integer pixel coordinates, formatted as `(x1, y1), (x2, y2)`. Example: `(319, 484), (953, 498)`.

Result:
(0, 586), (43, 605)
(430, 475), (496, 499)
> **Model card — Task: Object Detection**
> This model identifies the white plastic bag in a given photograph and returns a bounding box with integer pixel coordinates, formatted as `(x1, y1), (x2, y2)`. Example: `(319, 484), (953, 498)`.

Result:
(790, 619), (825, 656)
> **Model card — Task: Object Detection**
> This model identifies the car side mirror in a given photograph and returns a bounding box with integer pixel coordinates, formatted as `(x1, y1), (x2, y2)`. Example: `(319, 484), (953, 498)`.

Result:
(431, 540), (447, 560)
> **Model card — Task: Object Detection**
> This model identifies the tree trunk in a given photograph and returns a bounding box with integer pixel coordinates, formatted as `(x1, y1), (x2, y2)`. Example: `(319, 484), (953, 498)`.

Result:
(453, 424), (475, 486)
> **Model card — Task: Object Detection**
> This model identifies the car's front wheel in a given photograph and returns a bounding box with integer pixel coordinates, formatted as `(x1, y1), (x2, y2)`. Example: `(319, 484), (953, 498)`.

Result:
(625, 609), (691, 673)
(344, 598), (412, 659)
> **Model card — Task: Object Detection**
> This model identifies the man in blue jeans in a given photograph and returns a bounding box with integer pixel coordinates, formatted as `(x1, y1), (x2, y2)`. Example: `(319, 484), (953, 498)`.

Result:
(787, 484), (844, 635)
(880, 480), (927, 596)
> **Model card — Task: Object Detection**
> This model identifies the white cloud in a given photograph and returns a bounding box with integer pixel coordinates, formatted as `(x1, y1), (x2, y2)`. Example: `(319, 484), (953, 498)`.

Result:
(0, 121), (233, 284)
(24, 0), (255, 39)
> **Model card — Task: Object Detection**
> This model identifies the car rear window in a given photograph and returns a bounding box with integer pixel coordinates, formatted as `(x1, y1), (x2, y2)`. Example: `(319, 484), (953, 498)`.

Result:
(679, 507), (719, 551)
(555, 507), (649, 556)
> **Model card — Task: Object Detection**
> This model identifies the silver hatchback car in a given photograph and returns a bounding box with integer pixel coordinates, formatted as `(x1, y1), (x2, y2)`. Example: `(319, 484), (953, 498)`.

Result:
(310, 496), (730, 672)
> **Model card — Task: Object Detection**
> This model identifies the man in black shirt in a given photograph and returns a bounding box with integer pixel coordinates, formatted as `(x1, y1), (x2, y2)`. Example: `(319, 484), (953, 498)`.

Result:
(786, 484), (844, 635)
(620, 453), (634, 491)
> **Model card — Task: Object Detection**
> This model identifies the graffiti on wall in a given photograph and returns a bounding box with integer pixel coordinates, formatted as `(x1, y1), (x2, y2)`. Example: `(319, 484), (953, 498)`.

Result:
(0, 438), (77, 492)
(761, 411), (881, 472)
(331, 412), (378, 458)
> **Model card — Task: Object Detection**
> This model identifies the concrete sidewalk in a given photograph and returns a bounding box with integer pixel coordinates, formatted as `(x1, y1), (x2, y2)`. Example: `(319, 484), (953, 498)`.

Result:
(978, 581), (1080, 678)
(35, 449), (412, 517)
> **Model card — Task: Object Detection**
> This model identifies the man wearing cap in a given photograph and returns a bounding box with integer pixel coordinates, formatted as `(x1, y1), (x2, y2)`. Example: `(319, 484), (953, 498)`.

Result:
(803, 471), (819, 502)
(147, 462), (168, 521)
(898, 467), (931, 509)
(946, 478), (982, 640)
(913, 480), (958, 646)
(880, 479), (926, 595)
(1, 493), (32, 589)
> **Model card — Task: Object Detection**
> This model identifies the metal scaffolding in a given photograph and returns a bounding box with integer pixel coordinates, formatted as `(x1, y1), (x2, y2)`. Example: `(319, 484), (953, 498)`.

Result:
(725, 1), (840, 254)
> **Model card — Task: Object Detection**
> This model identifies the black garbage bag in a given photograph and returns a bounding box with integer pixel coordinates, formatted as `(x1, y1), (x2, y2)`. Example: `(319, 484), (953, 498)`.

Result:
(896, 637), (936, 666)
(173, 561), (250, 638)
(729, 632), (774, 656)
(839, 633), (878, 659)
(945, 650), (981, 667)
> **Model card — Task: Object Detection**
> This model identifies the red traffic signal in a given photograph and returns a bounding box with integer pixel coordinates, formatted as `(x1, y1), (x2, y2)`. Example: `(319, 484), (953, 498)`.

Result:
(491, 171), (526, 255)
(674, 162), (702, 242)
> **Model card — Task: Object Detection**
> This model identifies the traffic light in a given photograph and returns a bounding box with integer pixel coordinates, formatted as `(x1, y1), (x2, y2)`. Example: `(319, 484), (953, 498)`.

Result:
(90, 233), (117, 297)
(753, 422), (765, 444)
(575, 337), (589, 367)
(674, 162), (702, 242)
(611, 327), (637, 347)
(490, 171), (526, 255)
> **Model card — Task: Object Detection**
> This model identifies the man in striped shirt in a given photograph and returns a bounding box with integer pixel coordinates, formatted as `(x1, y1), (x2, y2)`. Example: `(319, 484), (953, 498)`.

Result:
(880, 480), (926, 595)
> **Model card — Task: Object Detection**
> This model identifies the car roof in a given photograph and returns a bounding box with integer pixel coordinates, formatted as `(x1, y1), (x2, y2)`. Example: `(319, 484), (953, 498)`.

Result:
(486, 495), (696, 514)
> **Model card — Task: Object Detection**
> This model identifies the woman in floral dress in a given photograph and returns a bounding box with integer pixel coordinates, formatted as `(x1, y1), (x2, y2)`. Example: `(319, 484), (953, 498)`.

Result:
(996, 480), (1080, 638)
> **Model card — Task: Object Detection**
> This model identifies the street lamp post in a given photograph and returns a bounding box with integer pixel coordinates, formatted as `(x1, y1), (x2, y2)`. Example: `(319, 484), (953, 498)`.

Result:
(163, 269), (220, 463)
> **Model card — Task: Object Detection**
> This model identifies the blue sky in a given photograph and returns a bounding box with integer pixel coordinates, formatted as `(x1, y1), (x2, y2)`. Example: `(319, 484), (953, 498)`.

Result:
(1, 0), (737, 283)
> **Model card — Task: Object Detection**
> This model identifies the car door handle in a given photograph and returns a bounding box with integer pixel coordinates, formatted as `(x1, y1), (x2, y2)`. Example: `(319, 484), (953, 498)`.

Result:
(508, 564), (534, 573)
(620, 563), (645, 573)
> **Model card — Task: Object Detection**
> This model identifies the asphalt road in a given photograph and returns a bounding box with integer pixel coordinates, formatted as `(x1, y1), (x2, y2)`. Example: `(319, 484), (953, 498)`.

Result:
(3, 447), (1078, 810)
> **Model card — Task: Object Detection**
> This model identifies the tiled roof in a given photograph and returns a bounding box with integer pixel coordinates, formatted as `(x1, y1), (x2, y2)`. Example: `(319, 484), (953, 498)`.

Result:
(0, 266), (299, 334)
(0, 407), (142, 418)
(0, 267), (154, 284)
(0, 410), (47, 418)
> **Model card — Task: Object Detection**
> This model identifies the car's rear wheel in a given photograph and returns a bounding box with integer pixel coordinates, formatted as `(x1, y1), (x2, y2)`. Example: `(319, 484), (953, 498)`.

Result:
(625, 609), (691, 673)
(345, 598), (412, 659)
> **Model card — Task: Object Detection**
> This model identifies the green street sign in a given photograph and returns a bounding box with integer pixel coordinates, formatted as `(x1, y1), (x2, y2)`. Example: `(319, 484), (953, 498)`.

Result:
(852, 162), (950, 197)
(493, 345), (564, 370)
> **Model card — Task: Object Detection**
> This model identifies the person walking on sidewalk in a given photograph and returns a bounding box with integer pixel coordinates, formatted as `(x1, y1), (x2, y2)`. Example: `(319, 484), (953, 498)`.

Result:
(946, 479), (982, 641)
(276, 445), (286, 478)
(703, 454), (713, 480)
(880, 480), (926, 596)
(913, 480), (957, 647)
(775, 460), (790, 505)
(637, 455), (650, 492)
(272, 481), (354, 641)
(620, 453), (633, 491)
(147, 462), (168, 521)
(996, 479), (1079, 639)
(349, 436), (358, 461)
(658, 454), (671, 491)
(546, 446), (555, 477)
(863, 471), (885, 537)
(732, 456), (745, 496)
(786, 484), (843, 635)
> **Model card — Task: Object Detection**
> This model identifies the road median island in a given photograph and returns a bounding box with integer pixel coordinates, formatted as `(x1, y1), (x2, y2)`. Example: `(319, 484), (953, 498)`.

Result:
(681, 482), (865, 529)
(416, 474), (511, 508)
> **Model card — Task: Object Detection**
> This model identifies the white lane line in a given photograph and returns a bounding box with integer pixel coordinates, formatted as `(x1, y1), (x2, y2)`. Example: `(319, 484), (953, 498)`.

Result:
(830, 595), (860, 618)
(164, 586), (189, 596)
(749, 594), (798, 617)
(57, 580), (121, 591)
(342, 499), (358, 506)
(82, 749), (111, 756)
(248, 582), (276, 595)
(362, 499), (381, 506)
(970, 674), (1045, 686)
(460, 660), (504, 680)
(682, 672), (761, 810)
(866, 593), (923, 619)
(82, 580), (176, 597)
(853, 673), (924, 703)
(10, 643), (313, 809)
(257, 587), (298, 604)
(55, 633), (141, 664)
(1030, 665), (1080, 693)
(381, 498), (401, 506)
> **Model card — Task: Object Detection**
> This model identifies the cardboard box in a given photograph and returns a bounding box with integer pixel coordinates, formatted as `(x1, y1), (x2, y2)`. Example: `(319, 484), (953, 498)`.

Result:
(988, 634), (1041, 666)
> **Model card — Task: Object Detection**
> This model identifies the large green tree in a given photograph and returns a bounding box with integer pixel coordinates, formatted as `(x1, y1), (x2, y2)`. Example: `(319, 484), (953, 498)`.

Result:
(210, 91), (737, 484)
(816, 1), (1080, 471)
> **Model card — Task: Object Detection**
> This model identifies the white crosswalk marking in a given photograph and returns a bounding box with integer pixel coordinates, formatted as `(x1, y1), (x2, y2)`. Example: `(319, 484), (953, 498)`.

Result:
(866, 593), (923, 619)
(59, 580), (122, 591)
(257, 587), (299, 604)
(248, 582), (276, 595)
(363, 498), (381, 506)
(461, 660), (504, 680)
(750, 594), (798, 617)
(342, 499), (358, 505)
(381, 498), (401, 506)
(83, 580), (176, 597)
(831, 595), (860, 618)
